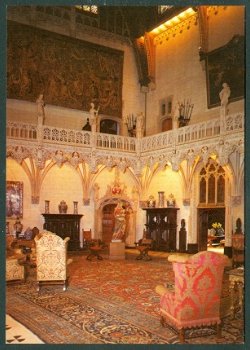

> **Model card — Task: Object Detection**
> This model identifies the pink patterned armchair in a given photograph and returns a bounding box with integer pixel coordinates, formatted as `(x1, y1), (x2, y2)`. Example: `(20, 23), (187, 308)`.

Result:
(155, 251), (229, 343)
(34, 231), (70, 291)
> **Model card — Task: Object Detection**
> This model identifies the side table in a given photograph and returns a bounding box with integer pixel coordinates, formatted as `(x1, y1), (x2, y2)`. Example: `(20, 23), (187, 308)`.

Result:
(226, 267), (244, 318)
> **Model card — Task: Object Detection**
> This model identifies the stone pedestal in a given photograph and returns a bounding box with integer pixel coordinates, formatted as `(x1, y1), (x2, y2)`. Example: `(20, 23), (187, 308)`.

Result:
(109, 241), (125, 260)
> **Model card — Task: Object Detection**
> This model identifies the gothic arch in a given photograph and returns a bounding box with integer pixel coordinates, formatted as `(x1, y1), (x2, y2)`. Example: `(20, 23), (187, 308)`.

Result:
(189, 157), (235, 251)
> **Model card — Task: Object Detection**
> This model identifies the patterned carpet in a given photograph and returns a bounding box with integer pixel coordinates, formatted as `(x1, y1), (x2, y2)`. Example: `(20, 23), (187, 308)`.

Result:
(6, 254), (244, 344)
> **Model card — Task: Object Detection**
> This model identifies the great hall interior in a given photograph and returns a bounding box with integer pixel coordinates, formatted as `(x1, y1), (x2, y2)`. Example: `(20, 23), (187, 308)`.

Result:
(5, 4), (245, 346)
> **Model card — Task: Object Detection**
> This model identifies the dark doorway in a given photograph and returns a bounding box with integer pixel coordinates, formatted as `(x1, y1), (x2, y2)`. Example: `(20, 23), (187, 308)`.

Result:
(197, 207), (225, 251)
(102, 204), (116, 243)
(100, 119), (118, 135)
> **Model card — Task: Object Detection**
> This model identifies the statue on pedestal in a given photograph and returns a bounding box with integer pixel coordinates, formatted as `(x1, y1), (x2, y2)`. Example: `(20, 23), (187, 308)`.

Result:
(219, 82), (231, 129)
(136, 112), (144, 138)
(36, 94), (45, 125)
(89, 102), (100, 132)
(112, 201), (127, 242)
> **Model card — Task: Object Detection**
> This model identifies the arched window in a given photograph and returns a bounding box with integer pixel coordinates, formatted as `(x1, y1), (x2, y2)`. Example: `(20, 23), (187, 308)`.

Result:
(199, 159), (225, 205)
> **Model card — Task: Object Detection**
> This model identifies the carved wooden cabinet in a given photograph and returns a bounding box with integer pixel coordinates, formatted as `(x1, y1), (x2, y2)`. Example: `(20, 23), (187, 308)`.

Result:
(143, 208), (179, 252)
(42, 214), (82, 250)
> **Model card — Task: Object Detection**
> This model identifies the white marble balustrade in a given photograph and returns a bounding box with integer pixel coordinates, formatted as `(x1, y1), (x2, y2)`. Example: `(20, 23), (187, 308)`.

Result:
(6, 112), (244, 153)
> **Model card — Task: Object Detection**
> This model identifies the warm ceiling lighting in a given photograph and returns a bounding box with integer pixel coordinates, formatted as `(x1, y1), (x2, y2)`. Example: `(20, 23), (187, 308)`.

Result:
(150, 7), (196, 36)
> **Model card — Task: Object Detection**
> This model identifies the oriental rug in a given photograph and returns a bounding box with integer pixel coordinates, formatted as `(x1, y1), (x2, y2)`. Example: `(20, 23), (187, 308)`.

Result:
(6, 255), (244, 344)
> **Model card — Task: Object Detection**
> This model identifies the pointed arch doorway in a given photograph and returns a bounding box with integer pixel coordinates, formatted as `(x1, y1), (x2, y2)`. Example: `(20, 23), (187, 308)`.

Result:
(197, 159), (226, 252)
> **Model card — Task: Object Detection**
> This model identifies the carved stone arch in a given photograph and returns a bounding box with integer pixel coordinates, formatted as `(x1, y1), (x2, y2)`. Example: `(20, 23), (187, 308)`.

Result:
(94, 195), (137, 247)
(190, 157), (234, 252)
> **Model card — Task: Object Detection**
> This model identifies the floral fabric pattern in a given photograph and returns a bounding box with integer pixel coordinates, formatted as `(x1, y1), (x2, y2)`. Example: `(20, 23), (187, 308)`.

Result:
(6, 258), (25, 281)
(160, 251), (229, 329)
(35, 231), (70, 282)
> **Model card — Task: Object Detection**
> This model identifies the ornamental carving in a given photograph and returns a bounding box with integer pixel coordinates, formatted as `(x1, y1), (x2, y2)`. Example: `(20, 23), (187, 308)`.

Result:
(154, 14), (198, 46)
(53, 150), (66, 168)
(32, 146), (49, 169)
(215, 139), (235, 166)
(8, 145), (29, 164)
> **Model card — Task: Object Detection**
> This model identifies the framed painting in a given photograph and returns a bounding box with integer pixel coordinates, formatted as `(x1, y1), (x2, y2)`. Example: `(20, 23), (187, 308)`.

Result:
(6, 181), (23, 218)
(206, 34), (245, 108)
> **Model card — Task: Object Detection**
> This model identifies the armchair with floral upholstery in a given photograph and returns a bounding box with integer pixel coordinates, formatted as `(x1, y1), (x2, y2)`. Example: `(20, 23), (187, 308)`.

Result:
(155, 251), (229, 343)
(34, 230), (71, 291)
(6, 235), (25, 282)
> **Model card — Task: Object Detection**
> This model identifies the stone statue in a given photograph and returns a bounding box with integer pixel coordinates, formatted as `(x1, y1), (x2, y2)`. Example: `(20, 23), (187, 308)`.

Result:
(89, 102), (100, 132)
(136, 112), (144, 138)
(219, 82), (231, 107)
(112, 201), (127, 241)
(36, 94), (45, 125)
(219, 83), (231, 128)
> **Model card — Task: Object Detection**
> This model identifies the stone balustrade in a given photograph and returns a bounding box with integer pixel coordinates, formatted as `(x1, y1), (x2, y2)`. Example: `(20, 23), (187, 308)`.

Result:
(6, 112), (244, 154)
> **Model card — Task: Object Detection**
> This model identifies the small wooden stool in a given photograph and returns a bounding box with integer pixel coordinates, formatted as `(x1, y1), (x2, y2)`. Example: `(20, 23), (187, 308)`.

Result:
(135, 238), (153, 261)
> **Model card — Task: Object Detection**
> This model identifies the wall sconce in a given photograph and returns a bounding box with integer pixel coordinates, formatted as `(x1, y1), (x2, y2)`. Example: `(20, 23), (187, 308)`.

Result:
(124, 114), (137, 137)
(178, 99), (194, 127)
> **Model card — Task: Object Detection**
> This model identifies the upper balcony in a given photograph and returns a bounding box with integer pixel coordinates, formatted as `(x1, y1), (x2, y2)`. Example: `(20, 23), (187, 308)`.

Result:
(6, 112), (244, 159)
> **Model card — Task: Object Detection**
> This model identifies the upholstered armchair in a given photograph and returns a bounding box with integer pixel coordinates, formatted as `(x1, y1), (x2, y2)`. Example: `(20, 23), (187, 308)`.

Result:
(155, 251), (229, 343)
(6, 235), (25, 282)
(34, 231), (70, 291)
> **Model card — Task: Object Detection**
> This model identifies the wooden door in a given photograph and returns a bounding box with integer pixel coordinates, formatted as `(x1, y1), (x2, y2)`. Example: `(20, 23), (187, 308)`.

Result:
(102, 204), (116, 243)
(198, 209), (209, 251)
(162, 118), (172, 132)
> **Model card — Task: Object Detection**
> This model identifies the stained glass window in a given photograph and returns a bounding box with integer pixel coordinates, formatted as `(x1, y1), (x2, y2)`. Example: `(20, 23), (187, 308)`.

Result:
(199, 160), (225, 205)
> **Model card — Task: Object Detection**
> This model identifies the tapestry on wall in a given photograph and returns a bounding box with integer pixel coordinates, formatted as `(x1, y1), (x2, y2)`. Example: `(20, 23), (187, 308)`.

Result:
(206, 35), (245, 108)
(6, 181), (23, 219)
(7, 21), (124, 117)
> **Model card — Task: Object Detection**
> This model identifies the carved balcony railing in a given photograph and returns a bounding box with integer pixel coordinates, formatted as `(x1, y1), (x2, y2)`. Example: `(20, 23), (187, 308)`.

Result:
(140, 113), (244, 152)
(6, 112), (244, 154)
(6, 122), (137, 152)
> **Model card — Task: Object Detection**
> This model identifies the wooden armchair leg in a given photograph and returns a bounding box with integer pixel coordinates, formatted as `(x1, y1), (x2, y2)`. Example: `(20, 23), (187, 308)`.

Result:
(160, 316), (165, 326)
(216, 323), (222, 339)
(63, 280), (67, 291)
(179, 328), (185, 343)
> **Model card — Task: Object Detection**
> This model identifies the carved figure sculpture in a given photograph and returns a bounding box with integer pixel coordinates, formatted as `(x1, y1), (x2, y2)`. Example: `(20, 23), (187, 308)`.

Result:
(89, 102), (100, 132)
(219, 83), (231, 129)
(136, 112), (145, 138)
(219, 83), (231, 107)
(36, 94), (45, 125)
(112, 201), (126, 241)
